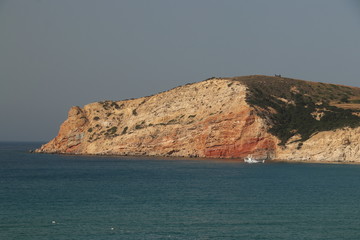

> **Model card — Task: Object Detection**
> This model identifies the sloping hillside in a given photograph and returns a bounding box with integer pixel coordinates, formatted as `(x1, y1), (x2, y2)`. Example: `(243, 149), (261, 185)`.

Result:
(232, 75), (360, 145)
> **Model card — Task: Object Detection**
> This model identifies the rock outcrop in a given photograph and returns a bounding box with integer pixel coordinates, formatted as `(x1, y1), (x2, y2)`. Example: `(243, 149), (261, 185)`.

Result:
(277, 127), (360, 162)
(36, 76), (360, 162)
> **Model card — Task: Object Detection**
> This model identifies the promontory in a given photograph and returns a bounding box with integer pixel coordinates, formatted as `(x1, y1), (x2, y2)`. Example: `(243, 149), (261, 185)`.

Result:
(36, 75), (360, 163)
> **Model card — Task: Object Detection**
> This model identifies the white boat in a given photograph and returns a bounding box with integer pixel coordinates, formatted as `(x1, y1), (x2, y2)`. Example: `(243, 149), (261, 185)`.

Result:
(244, 155), (265, 164)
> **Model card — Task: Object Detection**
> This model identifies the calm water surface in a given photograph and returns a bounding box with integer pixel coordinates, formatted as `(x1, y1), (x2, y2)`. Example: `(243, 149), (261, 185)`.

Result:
(1, 142), (360, 240)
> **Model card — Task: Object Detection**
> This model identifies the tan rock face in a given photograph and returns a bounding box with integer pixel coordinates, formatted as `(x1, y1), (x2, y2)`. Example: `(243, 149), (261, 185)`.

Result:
(277, 127), (360, 162)
(36, 79), (277, 159)
(36, 106), (88, 153)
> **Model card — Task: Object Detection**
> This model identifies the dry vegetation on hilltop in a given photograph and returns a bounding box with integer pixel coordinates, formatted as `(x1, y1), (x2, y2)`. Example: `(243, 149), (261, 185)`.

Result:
(232, 75), (360, 145)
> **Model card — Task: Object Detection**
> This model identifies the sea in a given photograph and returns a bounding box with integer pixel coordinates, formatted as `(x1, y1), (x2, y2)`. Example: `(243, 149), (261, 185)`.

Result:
(1, 142), (360, 240)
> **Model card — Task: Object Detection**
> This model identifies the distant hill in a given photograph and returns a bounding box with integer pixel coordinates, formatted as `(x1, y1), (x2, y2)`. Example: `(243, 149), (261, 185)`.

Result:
(36, 75), (360, 163)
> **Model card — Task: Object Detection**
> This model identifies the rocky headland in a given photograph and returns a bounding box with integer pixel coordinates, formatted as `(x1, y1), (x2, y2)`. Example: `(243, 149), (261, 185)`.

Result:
(36, 75), (360, 163)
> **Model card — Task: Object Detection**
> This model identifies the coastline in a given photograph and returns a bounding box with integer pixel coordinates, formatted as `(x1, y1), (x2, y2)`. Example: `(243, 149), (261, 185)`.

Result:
(32, 150), (360, 164)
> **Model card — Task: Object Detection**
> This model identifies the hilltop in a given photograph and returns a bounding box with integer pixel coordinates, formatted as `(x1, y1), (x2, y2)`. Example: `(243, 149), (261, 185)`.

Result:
(36, 75), (360, 162)
(232, 75), (360, 144)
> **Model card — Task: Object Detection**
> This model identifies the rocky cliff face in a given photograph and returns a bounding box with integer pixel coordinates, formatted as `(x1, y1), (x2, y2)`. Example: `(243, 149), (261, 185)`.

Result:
(277, 127), (360, 162)
(36, 76), (360, 162)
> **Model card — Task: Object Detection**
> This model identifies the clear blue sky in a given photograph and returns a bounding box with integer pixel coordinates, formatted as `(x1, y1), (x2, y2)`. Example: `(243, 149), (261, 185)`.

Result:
(1, 0), (360, 141)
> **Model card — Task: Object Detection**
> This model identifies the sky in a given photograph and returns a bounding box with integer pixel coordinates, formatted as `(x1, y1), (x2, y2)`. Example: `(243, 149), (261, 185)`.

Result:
(1, 0), (360, 141)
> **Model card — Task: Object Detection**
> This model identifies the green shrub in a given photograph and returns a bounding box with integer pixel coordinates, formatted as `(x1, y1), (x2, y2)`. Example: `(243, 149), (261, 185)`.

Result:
(121, 126), (128, 135)
(105, 127), (117, 136)
(135, 121), (145, 129)
(341, 96), (350, 103)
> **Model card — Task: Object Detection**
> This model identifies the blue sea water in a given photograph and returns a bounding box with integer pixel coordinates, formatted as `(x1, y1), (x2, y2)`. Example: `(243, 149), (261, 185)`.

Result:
(1, 142), (360, 240)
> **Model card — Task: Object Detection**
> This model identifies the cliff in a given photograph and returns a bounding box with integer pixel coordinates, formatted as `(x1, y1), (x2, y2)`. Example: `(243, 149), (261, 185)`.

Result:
(36, 75), (360, 162)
